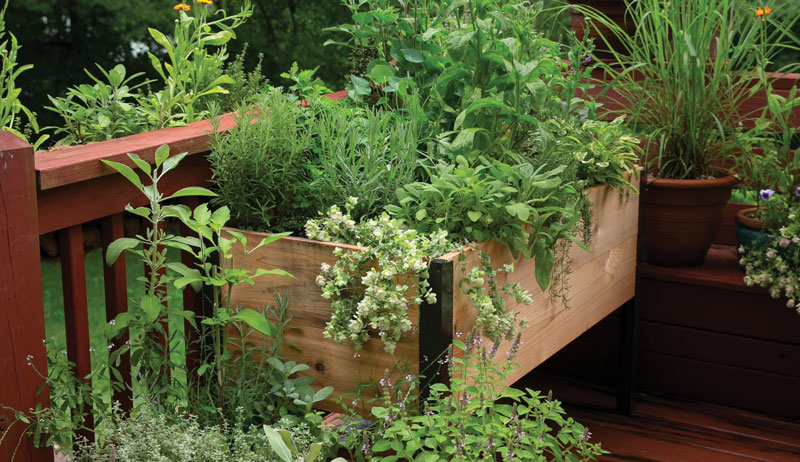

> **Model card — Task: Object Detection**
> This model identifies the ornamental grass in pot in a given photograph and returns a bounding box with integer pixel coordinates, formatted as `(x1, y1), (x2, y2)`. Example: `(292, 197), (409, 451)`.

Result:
(592, 0), (800, 266)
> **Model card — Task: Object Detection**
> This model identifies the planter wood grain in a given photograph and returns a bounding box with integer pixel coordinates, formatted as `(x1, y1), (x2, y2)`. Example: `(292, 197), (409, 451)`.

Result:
(225, 184), (639, 414)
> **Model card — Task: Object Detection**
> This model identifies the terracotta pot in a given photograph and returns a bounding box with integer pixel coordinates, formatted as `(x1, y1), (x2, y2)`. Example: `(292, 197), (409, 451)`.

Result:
(643, 175), (738, 267)
(734, 206), (765, 230)
(567, 0), (634, 60)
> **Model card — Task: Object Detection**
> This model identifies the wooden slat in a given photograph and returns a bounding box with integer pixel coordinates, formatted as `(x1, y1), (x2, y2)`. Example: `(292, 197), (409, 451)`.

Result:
(35, 116), (236, 191)
(640, 278), (800, 345)
(639, 351), (800, 419)
(641, 244), (763, 293)
(37, 153), (211, 235)
(58, 225), (94, 440)
(101, 213), (131, 413)
(448, 185), (639, 386)
(640, 321), (800, 379)
(225, 234), (417, 415)
(0, 132), (53, 462)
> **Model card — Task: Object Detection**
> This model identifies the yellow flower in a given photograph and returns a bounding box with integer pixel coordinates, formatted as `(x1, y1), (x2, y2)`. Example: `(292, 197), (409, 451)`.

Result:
(198, 0), (213, 4)
(755, 6), (772, 17)
(173, 3), (191, 11)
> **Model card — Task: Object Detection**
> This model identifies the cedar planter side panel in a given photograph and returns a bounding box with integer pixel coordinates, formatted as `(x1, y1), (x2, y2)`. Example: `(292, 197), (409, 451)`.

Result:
(225, 184), (639, 413)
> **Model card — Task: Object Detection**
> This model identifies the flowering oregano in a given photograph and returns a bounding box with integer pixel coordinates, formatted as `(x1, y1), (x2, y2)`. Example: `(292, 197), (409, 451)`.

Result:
(306, 198), (458, 353)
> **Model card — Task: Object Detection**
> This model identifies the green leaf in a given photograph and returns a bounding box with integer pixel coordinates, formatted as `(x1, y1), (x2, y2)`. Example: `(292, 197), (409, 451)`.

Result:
(129, 156), (151, 175)
(253, 268), (295, 279)
(350, 75), (372, 96)
(101, 160), (143, 191)
(203, 30), (233, 46)
(415, 209), (428, 221)
(160, 151), (188, 175)
(124, 204), (150, 219)
(106, 238), (139, 266)
(401, 48), (425, 63)
(140, 295), (163, 324)
(313, 386), (334, 402)
(251, 232), (292, 251)
(534, 247), (555, 292)
(263, 426), (293, 462)
(166, 186), (217, 200)
(505, 203), (531, 221)
(467, 210), (482, 222)
(232, 309), (275, 337)
(154, 144), (170, 168)
(305, 443), (322, 462)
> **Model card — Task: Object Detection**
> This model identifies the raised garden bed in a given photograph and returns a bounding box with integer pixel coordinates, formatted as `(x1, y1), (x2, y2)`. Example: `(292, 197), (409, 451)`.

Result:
(226, 182), (639, 413)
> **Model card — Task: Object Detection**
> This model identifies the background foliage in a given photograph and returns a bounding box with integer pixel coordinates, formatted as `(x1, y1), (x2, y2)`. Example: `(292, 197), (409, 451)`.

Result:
(6, 0), (351, 130)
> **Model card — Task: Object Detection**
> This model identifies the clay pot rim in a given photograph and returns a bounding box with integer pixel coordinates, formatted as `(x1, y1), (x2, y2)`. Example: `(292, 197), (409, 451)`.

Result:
(647, 174), (738, 190)
(735, 206), (766, 230)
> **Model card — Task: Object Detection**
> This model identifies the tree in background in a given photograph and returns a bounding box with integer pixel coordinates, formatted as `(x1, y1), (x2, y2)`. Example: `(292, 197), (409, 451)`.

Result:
(6, 0), (349, 130)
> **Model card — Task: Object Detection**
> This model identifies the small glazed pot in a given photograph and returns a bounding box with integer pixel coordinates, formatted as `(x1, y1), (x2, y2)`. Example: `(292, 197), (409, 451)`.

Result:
(735, 207), (788, 256)
(643, 175), (738, 267)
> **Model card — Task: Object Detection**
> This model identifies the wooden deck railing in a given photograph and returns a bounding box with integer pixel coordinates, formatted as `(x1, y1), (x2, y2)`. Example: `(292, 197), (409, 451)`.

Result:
(0, 68), (796, 461)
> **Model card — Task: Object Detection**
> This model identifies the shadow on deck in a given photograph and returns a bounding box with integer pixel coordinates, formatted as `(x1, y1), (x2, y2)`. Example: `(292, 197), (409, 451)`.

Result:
(518, 373), (800, 462)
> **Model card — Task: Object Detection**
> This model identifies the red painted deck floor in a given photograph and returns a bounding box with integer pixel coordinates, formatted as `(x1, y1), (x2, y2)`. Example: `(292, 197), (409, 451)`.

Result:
(517, 374), (800, 462)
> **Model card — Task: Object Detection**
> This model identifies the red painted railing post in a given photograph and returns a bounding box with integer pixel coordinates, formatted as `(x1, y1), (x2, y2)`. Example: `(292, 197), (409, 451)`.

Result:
(0, 132), (53, 461)
(101, 213), (132, 413)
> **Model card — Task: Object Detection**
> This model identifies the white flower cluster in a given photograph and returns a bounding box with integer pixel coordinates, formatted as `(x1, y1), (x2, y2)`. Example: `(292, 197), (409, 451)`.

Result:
(740, 211), (799, 313)
(307, 199), (458, 354)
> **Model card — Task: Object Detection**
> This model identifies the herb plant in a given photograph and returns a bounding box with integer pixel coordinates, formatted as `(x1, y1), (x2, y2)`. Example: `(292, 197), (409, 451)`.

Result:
(306, 198), (458, 353)
(309, 99), (428, 221)
(348, 327), (606, 461)
(209, 89), (316, 233)
(146, 0), (253, 124)
(0, 0), (46, 148)
(46, 65), (149, 145)
(584, 0), (800, 179)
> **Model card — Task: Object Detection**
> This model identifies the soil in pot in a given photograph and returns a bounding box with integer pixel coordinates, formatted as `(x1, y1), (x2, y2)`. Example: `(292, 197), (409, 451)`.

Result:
(643, 175), (737, 267)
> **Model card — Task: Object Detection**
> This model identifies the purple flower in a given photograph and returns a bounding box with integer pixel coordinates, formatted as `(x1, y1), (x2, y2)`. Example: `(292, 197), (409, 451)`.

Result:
(582, 56), (593, 65)
(796, 186), (800, 197)
(761, 189), (775, 201)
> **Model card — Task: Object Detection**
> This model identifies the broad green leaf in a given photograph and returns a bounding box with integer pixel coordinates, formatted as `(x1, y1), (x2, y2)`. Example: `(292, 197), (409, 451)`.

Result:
(232, 308), (275, 337)
(154, 144), (170, 168)
(252, 231), (292, 251)
(166, 186), (217, 200)
(106, 238), (140, 266)
(350, 75), (372, 96)
(253, 268), (294, 279)
(140, 295), (163, 324)
(101, 160), (143, 191)
(534, 247), (555, 292)
(125, 204), (151, 219)
(160, 151), (188, 175)
(401, 48), (424, 63)
(263, 426), (293, 462)
(468, 210), (482, 222)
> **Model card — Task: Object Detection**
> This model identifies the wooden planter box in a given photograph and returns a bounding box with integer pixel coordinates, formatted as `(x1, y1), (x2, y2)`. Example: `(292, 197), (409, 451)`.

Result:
(226, 184), (639, 413)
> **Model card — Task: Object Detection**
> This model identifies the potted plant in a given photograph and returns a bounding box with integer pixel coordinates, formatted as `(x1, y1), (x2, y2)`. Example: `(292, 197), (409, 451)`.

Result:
(736, 83), (799, 310)
(594, 0), (798, 266)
